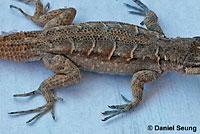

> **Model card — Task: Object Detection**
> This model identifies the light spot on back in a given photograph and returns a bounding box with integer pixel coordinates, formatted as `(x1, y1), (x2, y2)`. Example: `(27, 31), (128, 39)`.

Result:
(108, 42), (116, 60)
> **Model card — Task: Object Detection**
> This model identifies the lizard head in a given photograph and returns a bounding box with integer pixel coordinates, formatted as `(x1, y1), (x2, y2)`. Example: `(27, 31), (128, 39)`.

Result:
(183, 37), (200, 74)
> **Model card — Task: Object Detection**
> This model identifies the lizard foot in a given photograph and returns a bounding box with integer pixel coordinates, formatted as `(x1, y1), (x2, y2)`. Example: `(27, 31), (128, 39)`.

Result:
(16, 0), (50, 13)
(10, 0), (50, 17)
(124, 0), (164, 34)
(124, 0), (150, 25)
(124, 0), (149, 16)
(8, 89), (63, 123)
(15, 0), (50, 8)
(101, 95), (137, 121)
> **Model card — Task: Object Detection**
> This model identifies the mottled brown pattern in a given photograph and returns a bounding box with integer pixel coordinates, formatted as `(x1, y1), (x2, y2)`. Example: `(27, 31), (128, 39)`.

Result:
(3, 0), (200, 123)
(0, 31), (43, 61)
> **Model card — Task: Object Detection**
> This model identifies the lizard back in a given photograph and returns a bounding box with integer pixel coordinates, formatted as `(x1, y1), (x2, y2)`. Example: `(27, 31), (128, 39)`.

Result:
(43, 22), (166, 74)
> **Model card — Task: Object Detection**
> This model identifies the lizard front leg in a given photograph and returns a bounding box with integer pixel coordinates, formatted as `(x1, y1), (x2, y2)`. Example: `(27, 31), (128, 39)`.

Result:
(124, 0), (164, 35)
(9, 54), (81, 123)
(10, 0), (76, 29)
(102, 70), (161, 121)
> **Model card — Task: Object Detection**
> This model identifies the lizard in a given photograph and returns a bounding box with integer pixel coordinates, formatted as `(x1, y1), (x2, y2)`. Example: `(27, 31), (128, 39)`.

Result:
(1, 0), (199, 123)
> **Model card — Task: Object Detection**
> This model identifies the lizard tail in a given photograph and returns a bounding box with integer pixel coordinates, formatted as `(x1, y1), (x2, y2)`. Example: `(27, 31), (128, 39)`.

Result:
(0, 31), (42, 62)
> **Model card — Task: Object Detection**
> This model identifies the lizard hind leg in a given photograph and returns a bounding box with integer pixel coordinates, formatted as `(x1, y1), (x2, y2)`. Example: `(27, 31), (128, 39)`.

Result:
(124, 0), (164, 35)
(9, 54), (81, 123)
(102, 70), (161, 121)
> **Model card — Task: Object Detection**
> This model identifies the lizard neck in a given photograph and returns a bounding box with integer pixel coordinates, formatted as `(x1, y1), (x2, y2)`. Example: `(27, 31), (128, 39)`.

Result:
(160, 37), (197, 74)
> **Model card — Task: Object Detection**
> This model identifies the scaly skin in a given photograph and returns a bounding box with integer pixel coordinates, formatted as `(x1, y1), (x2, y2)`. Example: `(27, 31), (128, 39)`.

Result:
(0, 0), (199, 123)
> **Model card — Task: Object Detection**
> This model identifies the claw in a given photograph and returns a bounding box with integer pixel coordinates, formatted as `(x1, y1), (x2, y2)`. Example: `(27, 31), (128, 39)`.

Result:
(128, 11), (146, 16)
(108, 105), (117, 109)
(13, 90), (41, 97)
(102, 110), (119, 115)
(10, 5), (16, 9)
(53, 96), (63, 101)
(140, 21), (144, 25)
(51, 108), (56, 120)
(108, 104), (128, 109)
(26, 108), (50, 123)
(10, 4), (32, 18)
(102, 112), (120, 121)
(132, 0), (149, 11)
(9, 103), (54, 123)
(8, 104), (46, 114)
(121, 94), (131, 103)
(44, 2), (50, 11)
(123, 3), (144, 12)
(102, 109), (127, 121)
(124, 0), (150, 17)
(102, 101), (137, 121)
(101, 104), (128, 121)
(8, 89), (58, 123)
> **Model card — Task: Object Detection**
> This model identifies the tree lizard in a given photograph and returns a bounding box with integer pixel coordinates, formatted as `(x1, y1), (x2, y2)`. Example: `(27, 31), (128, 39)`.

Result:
(0, 0), (199, 123)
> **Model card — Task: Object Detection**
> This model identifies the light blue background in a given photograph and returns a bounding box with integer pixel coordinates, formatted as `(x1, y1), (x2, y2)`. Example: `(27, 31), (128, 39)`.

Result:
(0, 0), (200, 133)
